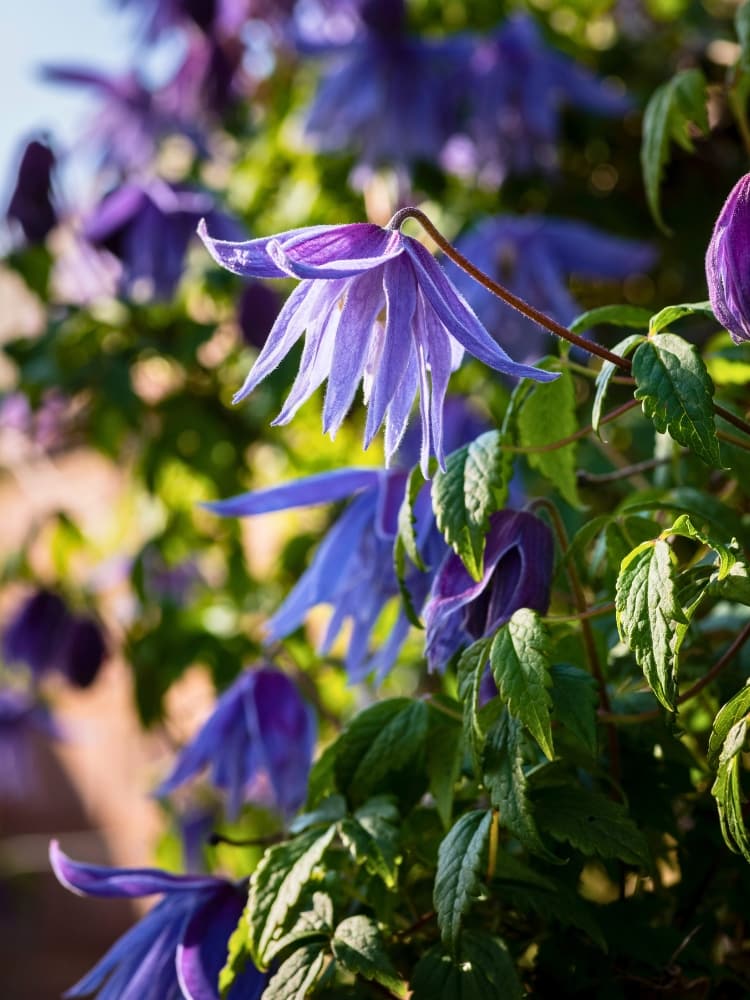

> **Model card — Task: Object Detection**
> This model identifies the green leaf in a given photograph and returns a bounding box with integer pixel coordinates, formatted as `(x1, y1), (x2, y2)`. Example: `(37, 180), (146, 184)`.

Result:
(619, 487), (745, 543)
(592, 334), (645, 438)
(248, 826), (337, 967)
(568, 304), (652, 335)
(331, 915), (407, 997)
(338, 805), (400, 889)
(711, 713), (750, 862)
(532, 784), (650, 866)
(334, 699), (428, 803)
(708, 684), (750, 770)
(550, 664), (599, 755)
(705, 561), (750, 605)
(393, 535), (425, 629)
(457, 638), (493, 769)
(261, 943), (327, 1000)
(289, 795), (347, 834)
(616, 538), (687, 711)
(434, 809), (492, 951)
(431, 430), (510, 580)
(305, 741), (338, 810)
(482, 711), (555, 860)
(641, 68), (709, 232)
(665, 513), (737, 579)
(736, 0), (750, 71)
(489, 609), (554, 759)
(518, 367), (580, 508)
(426, 699), (464, 828)
(648, 301), (714, 335)
(219, 898), (251, 998)
(264, 893), (333, 964)
(632, 334), (720, 467)
(396, 463), (427, 571)
(411, 932), (522, 1000)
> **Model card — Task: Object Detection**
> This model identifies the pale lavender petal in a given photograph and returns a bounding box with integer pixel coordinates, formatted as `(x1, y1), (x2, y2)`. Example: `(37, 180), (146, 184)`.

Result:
(416, 288), (454, 469)
(412, 319), (433, 476)
(267, 224), (404, 279)
(204, 469), (381, 518)
(383, 343), (418, 461)
(197, 218), (331, 279)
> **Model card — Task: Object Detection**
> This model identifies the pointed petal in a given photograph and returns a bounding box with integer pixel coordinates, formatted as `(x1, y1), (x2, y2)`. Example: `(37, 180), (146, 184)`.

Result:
(197, 218), (332, 279)
(383, 344), (418, 461)
(266, 224), (404, 279)
(203, 469), (380, 517)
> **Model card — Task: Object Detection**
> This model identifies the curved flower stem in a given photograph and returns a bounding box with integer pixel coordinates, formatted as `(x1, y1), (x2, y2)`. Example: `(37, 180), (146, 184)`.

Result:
(600, 620), (750, 725)
(388, 206), (634, 369)
(577, 456), (671, 485)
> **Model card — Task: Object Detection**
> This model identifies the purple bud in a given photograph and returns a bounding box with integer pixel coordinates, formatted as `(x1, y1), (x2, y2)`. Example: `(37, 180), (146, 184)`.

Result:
(706, 173), (750, 343)
(6, 140), (57, 243)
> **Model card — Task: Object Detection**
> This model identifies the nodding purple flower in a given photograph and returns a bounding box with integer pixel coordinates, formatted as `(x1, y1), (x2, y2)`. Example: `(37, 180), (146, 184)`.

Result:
(442, 14), (629, 185)
(0, 689), (60, 801)
(6, 139), (58, 244)
(301, 0), (468, 167)
(706, 173), (750, 343)
(50, 841), (268, 1000)
(85, 180), (241, 301)
(157, 666), (316, 820)
(450, 215), (656, 363)
(199, 219), (555, 473)
(423, 509), (554, 672)
(3, 589), (107, 689)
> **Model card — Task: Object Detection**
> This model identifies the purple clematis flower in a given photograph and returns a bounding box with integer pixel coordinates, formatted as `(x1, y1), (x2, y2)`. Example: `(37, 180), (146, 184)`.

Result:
(6, 139), (58, 243)
(198, 218), (555, 472)
(301, 0), (467, 167)
(85, 180), (241, 301)
(157, 666), (316, 819)
(0, 688), (60, 800)
(442, 14), (630, 186)
(50, 841), (267, 1000)
(450, 215), (656, 363)
(423, 509), (554, 672)
(706, 173), (750, 343)
(117, 0), (250, 39)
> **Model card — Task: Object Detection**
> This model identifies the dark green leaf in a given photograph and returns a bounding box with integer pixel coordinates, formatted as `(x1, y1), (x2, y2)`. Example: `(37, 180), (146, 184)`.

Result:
(518, 367), (580, 508)
(550, 664), (598, 755)
(641, 68), (709, 232)
(711, 714), (750, 862)
(708, 684), (750, 770)
(736, 1), (750, 70)
(411, 932), (522, 1000)
(489, 609), (554, 759)
(615, 538), (687, 711)
(397, 463), (427, 570)
(457, 638), (492, 769)
(431, 430), (510, 580)
(592, 334), (645, 438)
(434, 810), (492, 951)
(568, 304), (652, 335)
(427, 699), (464, 828)
(632, 333), (720, 467)
(338, 805), (400, 889)
(289, 795), (347, 834)
(648, 301), (714, 335)
(261, 943), (327, 1000)
(264, 893), (333, 965)
(332, 915), (407, 997)
(248, 826), (337, 967)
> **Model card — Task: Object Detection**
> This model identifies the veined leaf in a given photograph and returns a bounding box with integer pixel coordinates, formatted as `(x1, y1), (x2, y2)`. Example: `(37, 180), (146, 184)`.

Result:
(615, 538), (687, 711)
(518, 367), (580, 508)
(711, 714), (750, 863)
(489, 609), (554, 759)
(665, 513), (737, 579)
(261, 943), (327, 1000)
(592, 334), (645, 438)
(457, 637), (493, 769)
(263, 893), (333, 965)
(632, 333), (720, 467)
(248, 826), (336, 967)
(641, 68), (709, 232)
(338, 799), (400, 889)
(434, 809), (492, 952)
(708, 684), (750, 770)
(332, 915), (407, 997)
(431, 430), (510, 581)
(648, 301), (714, 335)
(568, 304), (651, 335)
(550, 664), (598, 756)
(427, 698), (464, 828)
(411, 932), (522, 999)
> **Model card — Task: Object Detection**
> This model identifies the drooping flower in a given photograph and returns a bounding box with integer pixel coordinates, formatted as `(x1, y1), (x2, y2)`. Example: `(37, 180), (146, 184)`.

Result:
(706, 173), (750, 343)
(442, 14), (630, 186)
(157, 666), (316, 819)
(423, 509), (554, 672)
(50, 841), (268, 1000)
(301, 0), (468, 167)
(199, 218), (556, 472)
(6, 139), (58, 244)
(0, 688), (60, 800)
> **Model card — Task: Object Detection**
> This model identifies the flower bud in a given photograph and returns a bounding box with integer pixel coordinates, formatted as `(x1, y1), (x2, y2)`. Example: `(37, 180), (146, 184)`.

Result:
(706, 173), (750, 343)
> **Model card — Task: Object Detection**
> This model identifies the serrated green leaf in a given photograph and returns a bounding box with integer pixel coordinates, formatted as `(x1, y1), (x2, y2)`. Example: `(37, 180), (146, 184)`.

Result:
(248, 826), (337, 967)
(550, 664), (598, 755)
(264, 893), (333, 965)
(708, 684), (750, 770)
(633, 334), (720, 467)
(619, 487), (745, 543)
(711, 716), (750, 862)
(393, 535), (424, 629)
(568, 304), (652, 335)
(705, 561), (750, 605)
(648, 301), (714, 335)
(592, 334), (645, 438)
(411, 932), (522, 1000)
(489, 609), (554, 759)
(641, 68), (709, 232)
(518, 367), (580, 508)
(432, 430), (509, 580)
(220, 898), (251, 998)
(427, 699), (464, 828)
(532, 785), (650, 866)
(261, 943), (327, 1000)
(434, 810), (492, 951)
(289, 795), (347, 835)
(482, 711), (555, 860)
(338, 811), (400, 888)
(397, 463), (427, 571)
(664, 513), (737, 579)
(331, 916), (407, 997)
(457, 637), (492, 769)
(616, 538), (687, 711)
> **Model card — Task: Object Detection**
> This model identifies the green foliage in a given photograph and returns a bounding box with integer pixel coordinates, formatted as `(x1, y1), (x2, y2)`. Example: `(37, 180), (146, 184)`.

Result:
(411, 932), (522, 999)
(517, 366), (580, 508)
(331, 916), (407, 996)
(433, 809), (492, 950)
(710, 686), (750, 861)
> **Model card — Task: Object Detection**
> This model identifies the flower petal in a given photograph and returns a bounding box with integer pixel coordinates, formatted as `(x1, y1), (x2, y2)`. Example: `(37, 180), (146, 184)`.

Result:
(203, 469), (381, 518)
(197, 218), (332, 279)
(267, 223), (404, 279)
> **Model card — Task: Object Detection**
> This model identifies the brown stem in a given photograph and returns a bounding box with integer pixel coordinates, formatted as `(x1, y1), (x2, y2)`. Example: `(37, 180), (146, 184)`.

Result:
(600, 620), (750, 725)
(505, 398), (640, 455)
(577, 457), (671, 485)
(544, 603), (615, 624)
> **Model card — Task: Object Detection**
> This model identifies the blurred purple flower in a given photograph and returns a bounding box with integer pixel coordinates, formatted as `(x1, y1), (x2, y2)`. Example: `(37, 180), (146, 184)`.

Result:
(117, 0), (250, 38)
(0, 689), (59, 801)
(50, 841), (267, 1000)
(423, 509), (554, 672)
(0, 393), (33, 437)
(6, 139), (58, 243)
(237, 280), (281, 350)
(3, 589), (107, 689)
(706, 173), (750, 343)
(199, 219), (555, 473)
(450, 215), (655, 363)
(157, 666), (316, 819)
(85, 180), (240, 301)
(442, 14), (630, 185)
(302, 0), (467, 167)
